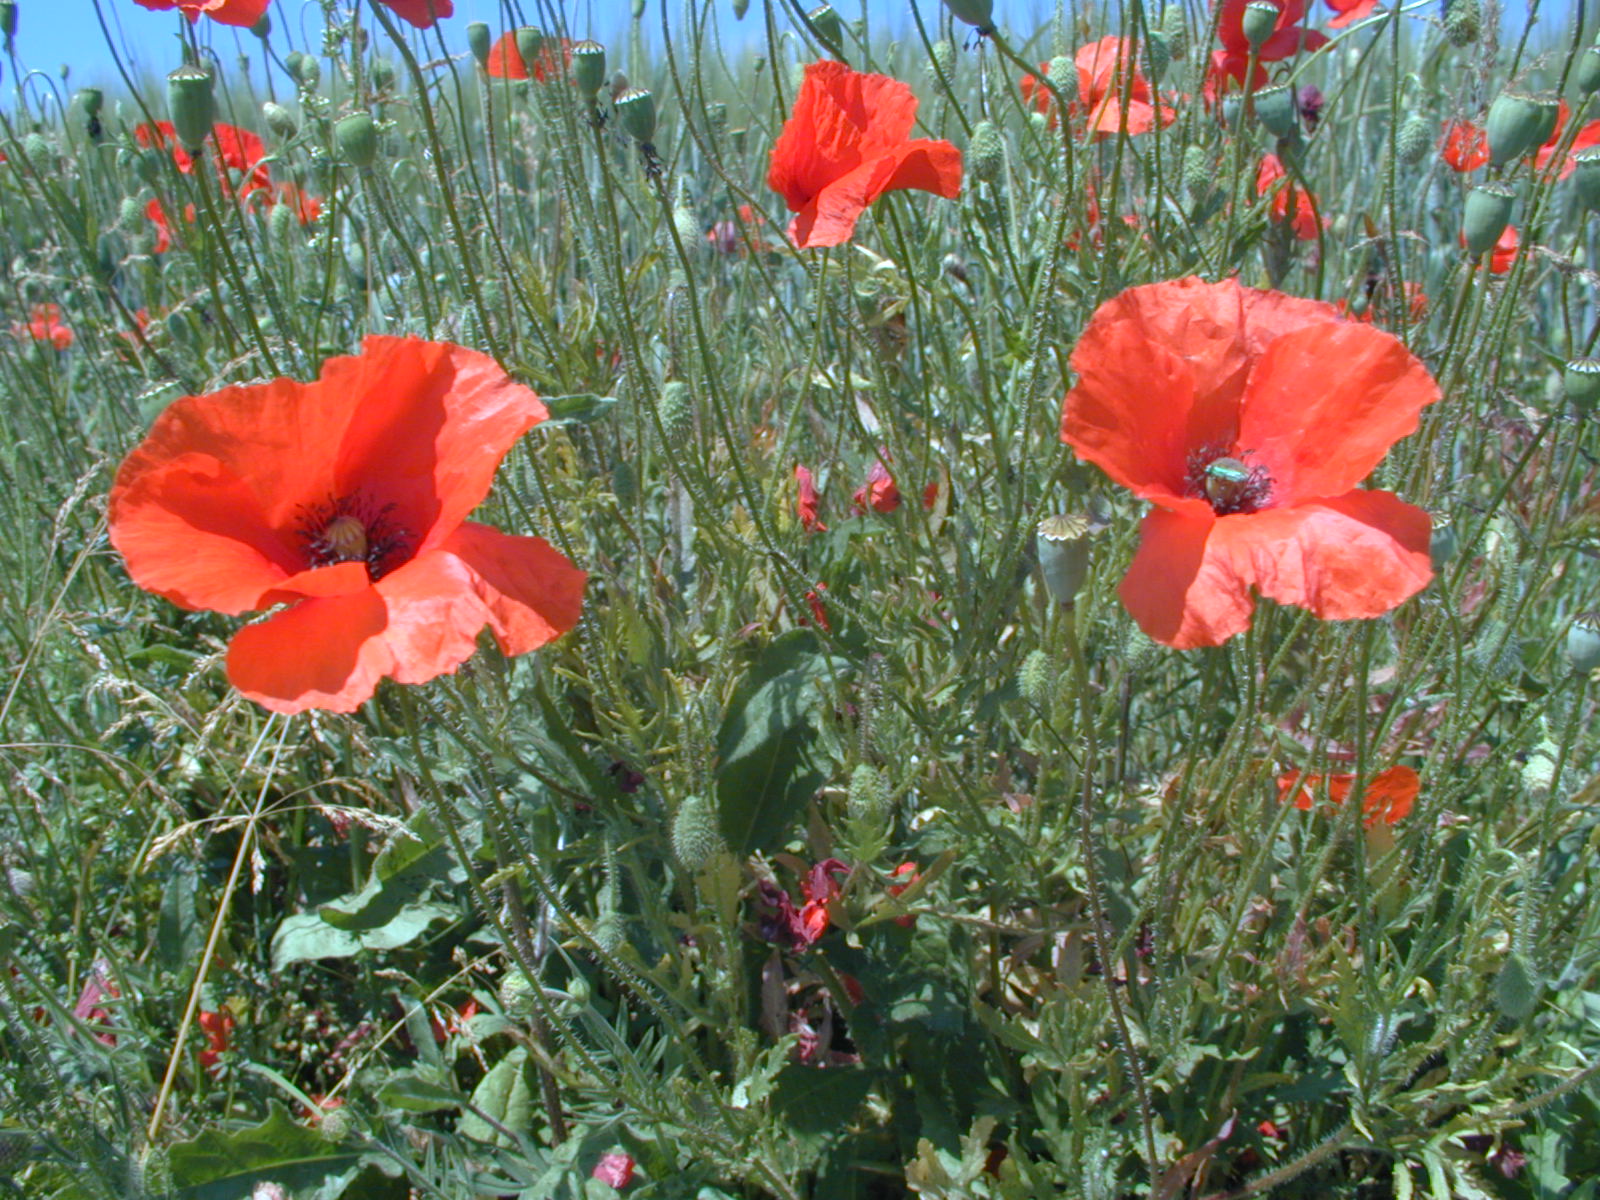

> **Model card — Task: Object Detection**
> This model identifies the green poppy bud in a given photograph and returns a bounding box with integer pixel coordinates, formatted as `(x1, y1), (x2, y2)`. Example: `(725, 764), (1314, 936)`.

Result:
(944, 0), (995, 33)
(1563, 358), (1600, 412)
(1578, 45), (1600, 97)
(250, 13), (270, 37)
(1046, 54), (1077, 104)
(333, 112), (379, 169)
(134, 148), (165, 186)
(118, 194), (142, 226)
(1162, 5), (1189, 59)
(167, 64), (216, 153)
(615, 86), (657, 144)
(1036, 513), (1093, 607)
(315, 1107), (352, 1144)
(1485, 91), (1554, 167)
(1574, 145), (1600, 209)
(262, 100), (297, 140)
(1253, 83), (1298, 138)
(1017, 649), (1059, 706)
(369, 58), (395, 92)
(1429, 513), (1457, 572)
(77, 87), (103, 119)
(1443, 0), (1479, 45)
(498, 970), (537, 1016)
(931, 38), (954, 78)
(514, 26), (544, 69)
(846, 764), (890, 824)
(807, 5), (844, 53)
(572, 40), (606, 95)
(733, 0), (749, 16)
(1461, 183), (1514, 258)
(968, 120), (1004, 182)
(671, 795), (726, 872)
(269, 199), (294, 241)
(1241, 1), (1280, 51)
(1182, 143), (1212, 200)
(632, 0), (645, 16)
(1494, 953), (1540, 1020)
(1567, 612), (1600, 675)
(658, 379), (693, 443)
(1144, 31), (1170, 84)
(21, 131), (49, 170)
(466, 21), (491, 65)
(1396, 113), (1431, 164)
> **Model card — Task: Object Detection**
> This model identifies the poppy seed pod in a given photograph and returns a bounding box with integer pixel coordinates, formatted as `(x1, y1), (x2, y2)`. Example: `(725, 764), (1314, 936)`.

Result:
(1443, 0), (1479, 44)
(1573, 145), (1600, 210)
(944, 0), (995, 33)
(968, 120), (1004, 182)
(1396, 114), (1430, 164)
(671, 795), (726, 872)
(1485, 92), (1555, 167)
(1577, 45), (1600, 97)
(262, 101), (297, 140)
(1462, 183), (1514, 258)
(615, 87), (657, 145)
(632, 0), (645, 15)
(1241, 1), (1281, 51)
(466, 22), (491, 65)
(1563, 359), (1600, 412)
(1036, 514), (1093, 607)
(1253, 84), (1299, 138)
(0, 0), (15, 42)
(514, 27), (544, 69)
(807, 5), (844, 53)
(1568, 612), (1600, 675)
(334, 112), (379, 169)
(167, 65), (216, 154)
(572, 40), (607, 95)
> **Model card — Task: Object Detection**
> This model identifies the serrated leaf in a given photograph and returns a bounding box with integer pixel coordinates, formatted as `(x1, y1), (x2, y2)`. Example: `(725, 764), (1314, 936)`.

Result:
(168, 1105), (366, 1200)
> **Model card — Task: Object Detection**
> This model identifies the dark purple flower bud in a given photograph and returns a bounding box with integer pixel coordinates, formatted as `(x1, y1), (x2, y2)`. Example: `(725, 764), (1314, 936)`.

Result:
(1296, 84), (1324, 131)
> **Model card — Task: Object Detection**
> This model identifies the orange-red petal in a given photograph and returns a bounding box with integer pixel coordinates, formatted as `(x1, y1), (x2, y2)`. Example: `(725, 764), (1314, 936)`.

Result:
(375, 0), (453, 28)
(440, 522), (587, 656)
(225, 587), (394, 713)
(1236, 322), (1440, 502)
(1278, 764), (1418, 825)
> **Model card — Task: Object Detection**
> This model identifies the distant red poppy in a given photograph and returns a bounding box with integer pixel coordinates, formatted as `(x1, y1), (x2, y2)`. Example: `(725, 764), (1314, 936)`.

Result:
(373, 0), (453, 28)
(1324, 0), (1380, 25)
(1460, 225), (1520, 274)
(1336, 281), (1428, 325)
(1021, 39), (1175, 137)
(1256, 153), (1323, 240)
(1277, 764), (1419, 826)
(484, 31), (571, 82)
(146, 197), (196, 254)
(197, 1009), (234, 1071)
(803, 583), (831, 632)
(108, 337), (587, 713)
(133, 0), (268, 26)
(853, 459), (901, 514)
(767, 60), (962, 248)
(1060, 278), (1438, 648)
(136, 119), (271, 197)
(249, 181), (324, 226)
(15, 303), (73, 349)
(885, 862), (920, 927)
(795, 464), (827, 531)
(1206, 0), (1329, 98)
(1534, 102), (1600, 179)
(1439, 120), (1490, 172)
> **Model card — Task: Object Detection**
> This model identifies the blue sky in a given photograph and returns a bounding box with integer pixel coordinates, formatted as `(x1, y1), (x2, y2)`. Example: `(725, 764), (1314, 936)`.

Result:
(17, 0), (1567, 97)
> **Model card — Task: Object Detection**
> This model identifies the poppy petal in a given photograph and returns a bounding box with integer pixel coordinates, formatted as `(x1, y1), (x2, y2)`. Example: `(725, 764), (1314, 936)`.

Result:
(370, 551), (497, 686)
(441, 523), (587, 656)
(226, 588), (394, 714)
(108, 452), (301, 613)
(325, 337), (549, 550)
(879, 139), (965, 201)
(375, 0), (453, 27)
(1120, 506), (1258, 648)
(1237, 322), (1440, 501)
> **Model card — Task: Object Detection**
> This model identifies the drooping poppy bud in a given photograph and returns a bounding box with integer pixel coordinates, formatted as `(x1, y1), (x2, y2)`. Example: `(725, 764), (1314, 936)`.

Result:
(1016, 648), (1059, 705)
(572, 40), (607, 95)
(334, 112), (379, 169)
(1241, 1), (1280, 50)
(168, 65), (216, 153)
(514, 27), (544, 69)
(467, 22), (491, 65)
(616, 87), (657, 144)
(944, 0), (995, 33)
(250, 13), (270, 37)
(1578, 45), (1600, 97)
(1563, 358), (1600, 412)
(369, 58), (396, 91)
(846, 763), (890, 824)
(290, 52), (320, 88)
(1461, 183), (1514, 258)
(657, 379), (693, 443)
(806, 5), (844, 55)
(1443, 0), (1479, 44)
(1036, 513), (1093, 607)
(1485, 92), (1555, 167)
(1567, 612), (1600, 675)
(1253, 84), (1298, 138)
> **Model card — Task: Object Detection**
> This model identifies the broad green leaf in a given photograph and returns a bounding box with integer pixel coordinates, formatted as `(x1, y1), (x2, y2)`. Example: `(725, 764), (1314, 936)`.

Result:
(168, 1105), (366, 1200)
(376, 1071), (467, 1113)
(270, 903), (452, 970)
(716, 631), (848, 854)
(319, 814), (453, 932)
(458, 1048), (534, 1147)
(542, 393), (619, 424)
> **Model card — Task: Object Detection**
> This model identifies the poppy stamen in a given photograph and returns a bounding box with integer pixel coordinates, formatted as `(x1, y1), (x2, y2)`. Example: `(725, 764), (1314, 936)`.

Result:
(299, 495), (410, 580)
(1186, 448), (1273, 515)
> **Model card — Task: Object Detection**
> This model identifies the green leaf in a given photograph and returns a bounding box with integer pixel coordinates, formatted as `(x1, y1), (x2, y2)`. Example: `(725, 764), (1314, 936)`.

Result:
(769, 1063), (874, 1150)
(168, 1105), (366, 1200)
(158, 860), (202, 971)
(543, 393), (619, 424)
(376, 1071), (467, 1113)
(270, 903), (452, 970)
(457, 1049), (534, 1147)
(716, 632), (848, 854)
(319, 814), (453, 932)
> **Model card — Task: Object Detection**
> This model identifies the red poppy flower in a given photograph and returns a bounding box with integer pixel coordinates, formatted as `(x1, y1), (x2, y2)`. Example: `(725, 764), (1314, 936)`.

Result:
(1256, 153), (1323, 241)
(1277, 764), (1419, 826)
(1324, 0), (1380, 26)
(1217, 0), (1329, 59)
(373, 0), (453, 28)
(1460, 226), (1520, 275)
(484, 31), (571, 82)
(108, 337), (587, 713)
(795, 464), (827, 532)
(802, 583), (831, 632)
(136, 120), (271, 198)
(767, 60), (963, 249)
(1021, 41), (1174, 137)
(1439, 120), (1490, 172)
(197, 1009), (234, 1071)
(133, 0), (268, 26)
(853, 459), (901, 514)
(1534, 102), (1600, 179)
(15, 303), (73, 349)
(1060, 278), (1438, 649)
(592, 1152), (636, 1189)
(146, 197), (198, 254)
(885, 862), (920, 927)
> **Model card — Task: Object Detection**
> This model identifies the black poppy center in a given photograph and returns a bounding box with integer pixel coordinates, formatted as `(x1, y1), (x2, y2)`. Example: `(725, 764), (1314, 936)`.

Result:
(1186, 448), (1272, 515)
(298, 495), (411, 580)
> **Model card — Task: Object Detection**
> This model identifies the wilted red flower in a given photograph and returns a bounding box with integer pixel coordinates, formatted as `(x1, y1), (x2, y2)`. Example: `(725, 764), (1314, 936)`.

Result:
(795, 464), (827, 532)
(592, 1152), (636, 1189)
(108, 337), (587, 713)
(1324, 0), (1380, 26)
(1020, 40), (1174, 137)
(1439, 120), (1489, 171)
(197, 1008), (234, 1071)
(133, 0), (268, 26)
(136, 120), (272, 198)
(1256, 153), (1323, 240)
(1277, 764), (1419, 826)
(15, 303), (73, 349)
(373, 0), (453, 28)
(1060, 278), (1438, 649)
(707, 204), (771, 255)
(485, 31), (571, 82)
(853, 459), (901, 514)
(767, 60), (962, 249)
(146, 197), (197, 254)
